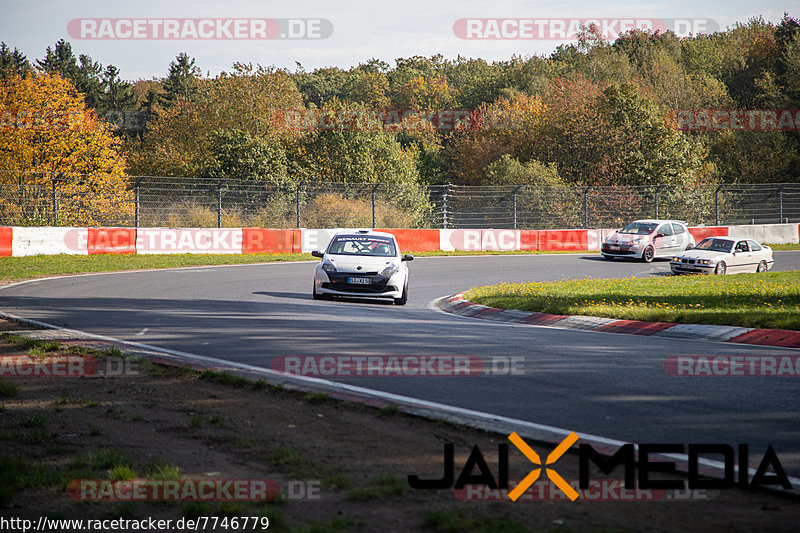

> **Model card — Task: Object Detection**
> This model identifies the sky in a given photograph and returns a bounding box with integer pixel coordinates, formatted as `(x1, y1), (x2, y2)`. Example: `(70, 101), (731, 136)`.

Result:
(2, 0), (798, 81)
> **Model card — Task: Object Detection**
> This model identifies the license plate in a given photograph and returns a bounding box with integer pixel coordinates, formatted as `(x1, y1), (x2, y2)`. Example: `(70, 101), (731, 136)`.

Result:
(348, 277), (371, 285)
(610, 245), (619, 250)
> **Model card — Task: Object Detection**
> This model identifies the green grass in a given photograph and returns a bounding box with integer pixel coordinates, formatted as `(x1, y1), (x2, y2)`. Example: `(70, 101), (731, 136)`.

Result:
(2, 246), (798, 285)
(145, 461), (180, 480)
(0, 249), (613, 285)
(86, 449), (132, 470)
(107, 464), (137, 481)
(0, 252), (315, 283)
(0, 378), (18, 397)
(465, 271), (800, 330)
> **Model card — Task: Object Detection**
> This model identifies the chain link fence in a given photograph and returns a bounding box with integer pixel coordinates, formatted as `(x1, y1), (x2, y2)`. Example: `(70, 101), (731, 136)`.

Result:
(1, 170), (798, 228)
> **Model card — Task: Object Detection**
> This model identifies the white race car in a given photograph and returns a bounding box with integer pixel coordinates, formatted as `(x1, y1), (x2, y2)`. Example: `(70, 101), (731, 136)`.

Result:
(602, 220), (695, 262)
(670, 236), (774, 275)
(312, 230), (413, 305)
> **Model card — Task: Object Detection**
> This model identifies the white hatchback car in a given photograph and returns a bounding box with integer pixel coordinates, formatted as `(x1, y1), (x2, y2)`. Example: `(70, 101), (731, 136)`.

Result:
(670, 236), (774, 275)
(312, 230), (413, 305)
(602, 220), (695, 262)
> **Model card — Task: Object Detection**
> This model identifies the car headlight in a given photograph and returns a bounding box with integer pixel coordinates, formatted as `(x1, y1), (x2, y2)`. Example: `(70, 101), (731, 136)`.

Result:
(630, 238), (643, 245)
(672, 256), (681, 262)
(321, 261), (336, 273)
(698, 259), (712, 265)
(380, 263), (399, 277)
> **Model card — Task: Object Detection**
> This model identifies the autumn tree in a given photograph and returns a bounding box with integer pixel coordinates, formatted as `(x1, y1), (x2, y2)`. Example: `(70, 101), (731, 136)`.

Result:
(128, 63), (304, 180)
(0, 72), (132, 225)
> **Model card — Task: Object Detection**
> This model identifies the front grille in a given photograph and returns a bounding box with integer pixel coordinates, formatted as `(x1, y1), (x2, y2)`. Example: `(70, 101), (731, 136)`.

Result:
(323, 272), (392, 293)
(322, 282), (395, 294)
(602, 244), (633, 253)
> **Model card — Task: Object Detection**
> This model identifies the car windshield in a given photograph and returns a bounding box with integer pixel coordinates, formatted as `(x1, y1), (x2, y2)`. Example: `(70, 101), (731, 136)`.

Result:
(619, 222), (658, 234)
(695, 238), (733, 253)
(327, 235), (397, 257)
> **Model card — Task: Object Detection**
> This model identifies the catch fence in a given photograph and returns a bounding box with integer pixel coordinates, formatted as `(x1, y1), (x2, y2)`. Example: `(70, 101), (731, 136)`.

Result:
(1, 171), (798, 229)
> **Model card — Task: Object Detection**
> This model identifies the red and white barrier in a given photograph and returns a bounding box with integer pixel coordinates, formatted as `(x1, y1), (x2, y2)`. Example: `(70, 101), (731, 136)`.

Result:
(10, 227), (88, 256)
(88, 228), (137, 254)
(0, 223), (797, 257)
(135, 228), (243, 254)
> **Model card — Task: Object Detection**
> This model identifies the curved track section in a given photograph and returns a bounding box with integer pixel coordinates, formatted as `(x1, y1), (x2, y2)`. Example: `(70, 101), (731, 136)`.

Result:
(2, 252), (800, 476)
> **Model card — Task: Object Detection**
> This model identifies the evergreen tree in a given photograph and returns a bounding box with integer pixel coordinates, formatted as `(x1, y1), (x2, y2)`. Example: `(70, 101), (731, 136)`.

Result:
(0, 43), (31, 80)
(160, 52), (201, 107)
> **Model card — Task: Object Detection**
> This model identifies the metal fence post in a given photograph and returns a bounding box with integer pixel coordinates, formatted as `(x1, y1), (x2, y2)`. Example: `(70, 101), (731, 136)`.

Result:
(217, 181), (224, 228)
(51, 173), (62, 226)
(778, 184), (785, 223)
(715, 185), (722, 226)
(296, 181), (304, 228)
(654, 185), (664, 219)
(512, 186), (521, 229)
(442, 184), (450, 229)
(583, 186), (591, 229)
(134, 177), (141, 228)
(371, 183), (379, 228)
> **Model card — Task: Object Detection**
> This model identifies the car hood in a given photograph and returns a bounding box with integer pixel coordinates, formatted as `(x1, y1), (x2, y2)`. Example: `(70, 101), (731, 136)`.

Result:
(676, 249), (727, 260)
(607, 232), (650, 243)
(326, 255), (398, 273)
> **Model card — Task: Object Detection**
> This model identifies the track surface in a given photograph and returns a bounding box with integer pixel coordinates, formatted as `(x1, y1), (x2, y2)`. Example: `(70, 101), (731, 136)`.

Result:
(2, 252), (800, 476)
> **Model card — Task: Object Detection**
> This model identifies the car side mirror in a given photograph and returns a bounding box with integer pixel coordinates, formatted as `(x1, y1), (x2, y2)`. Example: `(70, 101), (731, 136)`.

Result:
(311, 250), (324, 258)
(401, 254), (414, 262)
(686, 244), (693, 249)
(656, 233), (664, 238)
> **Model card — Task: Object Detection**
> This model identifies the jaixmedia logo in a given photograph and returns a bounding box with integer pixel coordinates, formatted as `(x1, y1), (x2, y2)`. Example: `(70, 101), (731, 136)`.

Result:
(408, 432), (793, 501)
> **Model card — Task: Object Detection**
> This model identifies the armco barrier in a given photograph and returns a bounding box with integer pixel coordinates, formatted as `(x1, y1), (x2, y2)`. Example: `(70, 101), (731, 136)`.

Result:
(539, 229), (588, 251)
(243, 228), (301, 254)
(0, 226), (11, 256)
(135, 228), (243, 254)
(11, 226), (88, 256)
(519, 230), (539, 251)
(374, 228), (440, 252)
(0, 224), (796, 256)
(440, 229), (521, 251)
(688, 226), (729, 242)
(301, 228), (353, 253)
(88, 228), (137, 255)
(586, 229), (605, 252)
(727, 223), (799, 245)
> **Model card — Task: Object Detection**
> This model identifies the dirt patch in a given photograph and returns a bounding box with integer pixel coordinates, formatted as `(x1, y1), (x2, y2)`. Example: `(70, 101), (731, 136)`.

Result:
(0, 321), (798, 532)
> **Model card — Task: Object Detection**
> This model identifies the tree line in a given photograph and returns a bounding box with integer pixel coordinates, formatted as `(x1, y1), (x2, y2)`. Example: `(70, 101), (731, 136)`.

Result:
(1, 14), (799, 225)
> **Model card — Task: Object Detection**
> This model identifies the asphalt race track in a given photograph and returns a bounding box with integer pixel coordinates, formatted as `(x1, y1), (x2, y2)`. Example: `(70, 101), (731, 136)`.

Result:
(2, 252), (799, 477)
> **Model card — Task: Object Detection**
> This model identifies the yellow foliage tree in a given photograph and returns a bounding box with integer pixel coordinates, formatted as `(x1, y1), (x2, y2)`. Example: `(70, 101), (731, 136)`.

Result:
(0, 71), (132, 225)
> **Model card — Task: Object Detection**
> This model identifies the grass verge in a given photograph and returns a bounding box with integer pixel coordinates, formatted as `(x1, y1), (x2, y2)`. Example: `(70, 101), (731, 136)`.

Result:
(0, 253), (314, 284)
(2, 246), (798, 284)
(464, 270), (800, 330)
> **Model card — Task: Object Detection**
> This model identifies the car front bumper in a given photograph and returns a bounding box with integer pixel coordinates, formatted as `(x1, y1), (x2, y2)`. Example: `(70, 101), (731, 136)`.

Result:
(670, 261), (715, 274)
(314, 270), (405, 299)
(601, 243), (644, 259)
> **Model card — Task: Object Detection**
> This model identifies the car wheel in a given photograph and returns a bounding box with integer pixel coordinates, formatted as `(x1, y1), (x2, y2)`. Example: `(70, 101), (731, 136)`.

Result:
(394, 283), (408, 306)
(714, 261), (727, 275)
(312, 284), (326, 300)
(602, 255), (614, 261)
(642, 246), (654, 263)
(757, 260), (768, 273)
